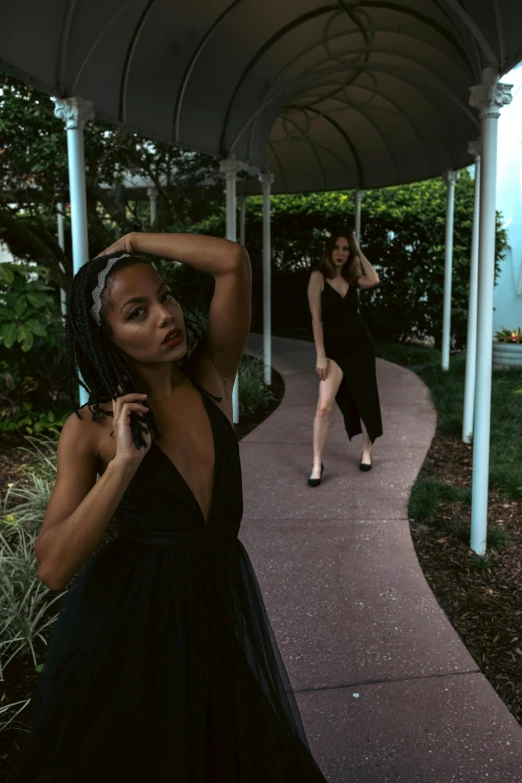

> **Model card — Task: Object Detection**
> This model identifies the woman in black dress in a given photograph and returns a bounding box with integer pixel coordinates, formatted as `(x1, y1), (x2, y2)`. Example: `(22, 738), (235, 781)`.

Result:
(11, 232), (328, 782)
(307, 229), (382, 486)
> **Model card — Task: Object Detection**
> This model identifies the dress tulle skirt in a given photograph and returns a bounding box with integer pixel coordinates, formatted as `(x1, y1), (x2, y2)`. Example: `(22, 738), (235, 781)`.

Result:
(11, 527), (327, 782)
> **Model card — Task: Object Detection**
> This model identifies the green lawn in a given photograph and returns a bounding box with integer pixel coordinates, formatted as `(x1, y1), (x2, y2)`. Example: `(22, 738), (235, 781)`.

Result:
(375, 341), (522, 502)
(417, 357), (522, 501)
(375, 341), (441, 369)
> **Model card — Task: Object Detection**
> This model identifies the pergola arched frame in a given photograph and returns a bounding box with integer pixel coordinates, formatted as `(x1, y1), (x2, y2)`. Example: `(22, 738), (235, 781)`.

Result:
(0, 0), (520, 193)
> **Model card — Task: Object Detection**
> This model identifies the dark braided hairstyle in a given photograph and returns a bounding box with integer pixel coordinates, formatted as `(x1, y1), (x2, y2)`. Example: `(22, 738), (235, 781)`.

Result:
(65, 251), (159, 449)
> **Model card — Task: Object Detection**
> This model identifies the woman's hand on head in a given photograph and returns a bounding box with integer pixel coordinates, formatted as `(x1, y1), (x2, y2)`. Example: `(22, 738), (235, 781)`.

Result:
(95, 233), (138, 259)
(316, 356), (329, 381)
(112, 392), (152, 467)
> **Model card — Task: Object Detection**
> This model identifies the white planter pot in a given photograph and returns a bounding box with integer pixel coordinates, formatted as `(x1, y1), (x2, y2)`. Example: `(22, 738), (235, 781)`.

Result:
(492, 342), (522, 368)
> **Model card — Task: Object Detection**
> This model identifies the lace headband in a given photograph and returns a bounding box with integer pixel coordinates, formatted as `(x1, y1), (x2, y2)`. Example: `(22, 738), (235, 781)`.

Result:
(90, 254), (131, 326)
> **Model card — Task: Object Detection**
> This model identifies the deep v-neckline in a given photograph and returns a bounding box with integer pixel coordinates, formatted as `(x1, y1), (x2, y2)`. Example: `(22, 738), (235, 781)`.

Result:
(151, 393), (217, 525)
(325, 278), (349, 300)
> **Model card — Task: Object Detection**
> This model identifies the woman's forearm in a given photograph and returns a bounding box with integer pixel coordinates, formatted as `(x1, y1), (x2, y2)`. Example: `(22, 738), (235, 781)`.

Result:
(358, 251), (380, 284)
(311, 317), (326, 358)
(130, 232), (246, 278)
(36, 459), (138, 592)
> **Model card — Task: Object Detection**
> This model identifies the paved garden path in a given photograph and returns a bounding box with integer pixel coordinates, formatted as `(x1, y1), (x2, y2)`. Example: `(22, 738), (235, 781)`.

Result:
(240, 334), (522, 782)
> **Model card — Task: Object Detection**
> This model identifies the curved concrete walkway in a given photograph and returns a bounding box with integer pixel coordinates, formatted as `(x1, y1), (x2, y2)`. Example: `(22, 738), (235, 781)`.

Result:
(240, 334), (522, 783)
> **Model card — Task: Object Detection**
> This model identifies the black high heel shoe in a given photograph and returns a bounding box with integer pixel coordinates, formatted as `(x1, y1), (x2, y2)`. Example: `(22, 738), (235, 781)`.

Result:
(308, 463), (324, 488)
(359, 454), (372, 472)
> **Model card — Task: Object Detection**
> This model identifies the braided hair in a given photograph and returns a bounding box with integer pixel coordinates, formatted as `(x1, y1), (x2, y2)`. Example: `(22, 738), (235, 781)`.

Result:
(65, 251), (159, 449)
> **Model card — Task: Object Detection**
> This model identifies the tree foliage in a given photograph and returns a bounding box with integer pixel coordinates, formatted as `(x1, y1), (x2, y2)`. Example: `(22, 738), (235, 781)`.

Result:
(0, 72), (224, 289)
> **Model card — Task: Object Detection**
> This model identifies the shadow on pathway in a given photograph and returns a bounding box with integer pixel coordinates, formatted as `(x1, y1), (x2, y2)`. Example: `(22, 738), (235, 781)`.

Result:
(240, 334), (522, 783)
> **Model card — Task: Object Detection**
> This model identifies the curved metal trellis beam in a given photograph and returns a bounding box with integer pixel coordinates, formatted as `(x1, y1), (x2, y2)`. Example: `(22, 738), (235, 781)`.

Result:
(267, 133), (359, 191)
(320, 7), (372, 71)
(172, 0), (245, 144)
(244, 35), (467, 164)
(301, 88), (456, 170)
(71, 0), (138, 95)
(294, 79), (443, 151)
(265, 141), (288, 192)
(491, 0), (505, 67)
(309, 61), (481, 124)
(56, 0), (78, 94)
(220, 1), (478, 154)
(430, 0), (500, 66)
(337, 0), (374, 52)
(284, 104), (365, 185)
(119, 0), (157, 123)
(363, 1), (482, 78)
(218, 5), (335, 154)
(242, 28), (476, 161)
(337, 99), (400, 181)
(294, 71), (449, 143)
(277, 113), (329, 190)
(257, 47), (456, 146)
(294, 95), (457, 171)
(231, 59), (478, 170)
(267, 30), (473, 100)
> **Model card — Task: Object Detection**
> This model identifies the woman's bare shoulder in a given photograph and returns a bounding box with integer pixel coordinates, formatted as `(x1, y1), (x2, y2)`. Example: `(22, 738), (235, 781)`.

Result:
(309, 269), (325, 293)
(59, 404), (113, 467)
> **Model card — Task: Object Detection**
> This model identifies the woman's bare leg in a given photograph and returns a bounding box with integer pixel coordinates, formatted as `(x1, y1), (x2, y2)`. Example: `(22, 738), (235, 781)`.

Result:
(311, 360), (343, 479)
(361, 420), (372, 466)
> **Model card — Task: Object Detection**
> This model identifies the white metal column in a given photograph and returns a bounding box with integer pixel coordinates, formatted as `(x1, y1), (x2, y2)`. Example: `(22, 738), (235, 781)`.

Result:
(462, 141), (481, 443)
(148, 187), (158, 228)
(53, 97), (94, 406)
(355, 189), (364, 243)
(259, 171), (274, 385)
(56, 202), (67, 320)
(468, 68), (513, 555)
(53, 98), (93, 276)
(239, 186), (246, 247)
(220, 158), (242, 423)
(441, 171), (459, 370)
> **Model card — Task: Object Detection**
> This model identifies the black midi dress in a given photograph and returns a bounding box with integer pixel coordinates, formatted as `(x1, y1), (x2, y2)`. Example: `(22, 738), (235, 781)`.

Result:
(11, 389), (328, 783)
(321, 277), (383, 444)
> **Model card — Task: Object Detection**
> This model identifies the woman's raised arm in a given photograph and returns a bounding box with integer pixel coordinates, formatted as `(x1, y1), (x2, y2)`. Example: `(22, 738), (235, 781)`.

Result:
(97, 232), (252, 408)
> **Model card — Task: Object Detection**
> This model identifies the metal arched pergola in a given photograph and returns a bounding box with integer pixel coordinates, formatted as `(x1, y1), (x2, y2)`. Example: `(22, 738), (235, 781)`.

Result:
(1, 0), (521, 552)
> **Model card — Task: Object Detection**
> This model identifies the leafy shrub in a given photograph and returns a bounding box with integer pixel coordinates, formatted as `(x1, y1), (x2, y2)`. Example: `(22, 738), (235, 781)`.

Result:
(0, 525), (63, 680)
(0, 697), (31, 733)
(17, 435), (58, 483)
(238, 354), (276, 416)
(1, 476), (53, 535)
(0, 261), (70, 434)
(0, 263), (61, 353)
(0, 436), (61, 703)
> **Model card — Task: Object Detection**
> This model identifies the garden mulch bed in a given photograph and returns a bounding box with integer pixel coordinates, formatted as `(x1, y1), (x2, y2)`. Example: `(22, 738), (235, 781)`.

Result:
(410, 434), (522, 725)
(0, 370), (285, 779)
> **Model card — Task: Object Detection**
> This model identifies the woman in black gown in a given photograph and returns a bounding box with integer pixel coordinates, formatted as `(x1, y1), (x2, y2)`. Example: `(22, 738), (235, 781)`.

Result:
(307, 229), (382, 486)
(11, 232), (328, 782)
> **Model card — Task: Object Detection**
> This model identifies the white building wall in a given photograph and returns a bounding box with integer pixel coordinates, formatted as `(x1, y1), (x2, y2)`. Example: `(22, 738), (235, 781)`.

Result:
(494, 63), (522, 333)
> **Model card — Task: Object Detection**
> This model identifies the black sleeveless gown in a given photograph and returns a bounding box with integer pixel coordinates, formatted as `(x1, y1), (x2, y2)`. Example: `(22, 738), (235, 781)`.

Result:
(11, 391), (328, 782)
(322, 278), (383, 443)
